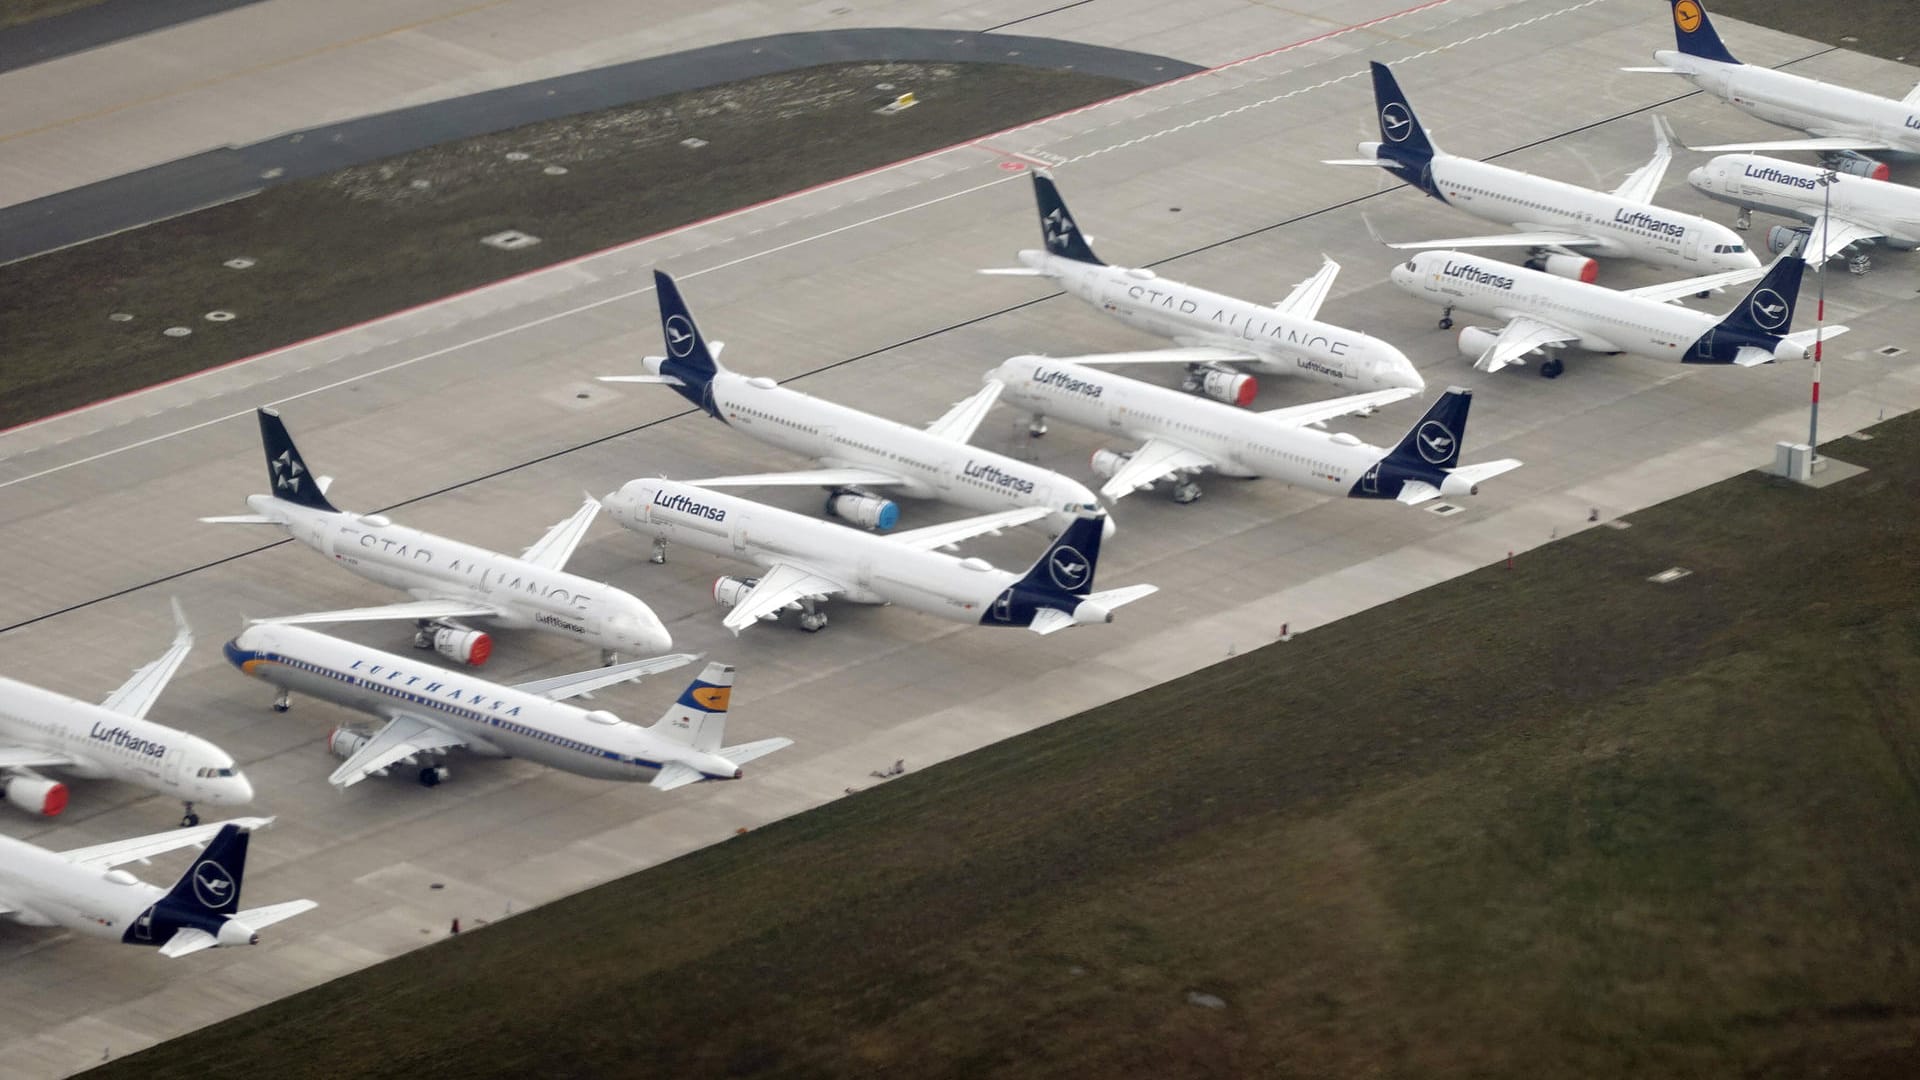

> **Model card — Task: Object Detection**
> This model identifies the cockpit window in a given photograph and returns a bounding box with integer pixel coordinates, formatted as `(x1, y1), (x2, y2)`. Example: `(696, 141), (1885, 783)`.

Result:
(195, 766), (238, 778)
(1712, 244), (1747, 254)
(1405, 259), (1418, 272)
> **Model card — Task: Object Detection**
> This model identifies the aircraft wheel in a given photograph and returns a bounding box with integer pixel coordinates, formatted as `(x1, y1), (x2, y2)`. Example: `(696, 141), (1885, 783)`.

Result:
(1540, 358), (1565, 379)
(799, 612), (829, 633)
(419, 766), (446, 788)
(180, 812), (199, 828)
(1438, 317), (1453, 331)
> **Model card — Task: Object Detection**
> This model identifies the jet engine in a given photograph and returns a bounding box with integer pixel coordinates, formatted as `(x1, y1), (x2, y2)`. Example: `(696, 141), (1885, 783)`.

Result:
(1456, 326), (1504, 360)
(431, 626), (492, 667)
(712, 576), (760, 609)
(1528, 253), (1598, 283)
(0, 771), (67, 817)
(1827, 153), (1889, 180)
(328, 727), (448, 786)
(1183, 367), (1257, 407)
(1766, 224), (1812, 256)
(1088, 448), (1132, 480)
(823, 490), (900, 531)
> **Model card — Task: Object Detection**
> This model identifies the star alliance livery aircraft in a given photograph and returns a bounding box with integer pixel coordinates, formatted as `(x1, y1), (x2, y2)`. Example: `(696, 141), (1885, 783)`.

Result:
(605, 480), (1154, 635)
(1391, 245), (1844, 376)
(1627, 0), (1920, 175)
(601, 271), (1107, 537)
(226, 624), (789, 791)
(1688, 154), (1920, 268)
(1327, 61), (1759, 279)
(0, 600), (251, 826)
(0, 818), (315, 957)
(987, 358), (1520, 507)
(979, 171), (1426, 400)
(203, 409), (672, 667)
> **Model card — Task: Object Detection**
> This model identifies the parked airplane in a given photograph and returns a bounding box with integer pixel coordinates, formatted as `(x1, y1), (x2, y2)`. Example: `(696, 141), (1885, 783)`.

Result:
(0, 600), (251, 826)
(226, 623), (783, 790)
(1688, 153), (1920, 269)
(988, 358), (1519, 506)
(0, 818), (315, 957)
(203, 408), (672, 666)
(978, 171), (1426, 399)
(1627, 0), (1919, 175)
(1390, 246), (1843, 376)
(601, 271), (1107, 538)
(604, 479), (1153, 635)
(1327, 61), (1760, 279)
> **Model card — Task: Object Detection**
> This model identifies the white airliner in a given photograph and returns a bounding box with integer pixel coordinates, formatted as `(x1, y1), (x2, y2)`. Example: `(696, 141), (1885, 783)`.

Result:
(0, 600), (251, 827)
(987, 358), (1520, 506)
(1628, 0), (1920, 175)
(203, 408), (672, 667)
(1688, 154), (1920, 268)
(978, 171), (1426, 401)
(1327, 61), (1760, 279)
(601, 270), (1107, 538)
(1390, 247), (1843, 376)
(0, 818), (315, 957)
(226, 623), (788, 791)
(604, 479), (1153, 635)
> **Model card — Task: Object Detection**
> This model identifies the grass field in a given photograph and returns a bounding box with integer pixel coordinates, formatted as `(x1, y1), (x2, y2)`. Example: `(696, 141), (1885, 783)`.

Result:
(0, 61), (1133, 429)
(1714, 0), (1920, 64)
(97, 414), (1920, 1079)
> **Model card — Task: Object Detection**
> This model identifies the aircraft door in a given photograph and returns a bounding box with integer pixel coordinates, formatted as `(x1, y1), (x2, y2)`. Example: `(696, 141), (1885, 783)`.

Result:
(730, 514), (749, 555)
(162, 745), (183, 789)
(1359, 463), (1381, 497)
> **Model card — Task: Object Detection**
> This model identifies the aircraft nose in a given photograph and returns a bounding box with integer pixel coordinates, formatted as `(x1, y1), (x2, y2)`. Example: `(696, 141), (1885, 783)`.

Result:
(1100, 515), (1117, 541)
(1687, 165), (1708, 189)
(219, 771), (255, 805)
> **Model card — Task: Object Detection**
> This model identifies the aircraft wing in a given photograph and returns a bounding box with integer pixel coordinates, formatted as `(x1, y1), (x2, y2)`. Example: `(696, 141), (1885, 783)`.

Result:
(328, 715), (467, 789)
(1622, 264), (1767, 303)
(519, 496), (601, 571)
(1273, 256), (1339, 320)
(0, 747), (75, 769)
(261, 598), (502, 627)
(1689, 136), (1895, 154)
(1611, 115), (1676, 204)
(512, 653), (700, 702)
(1260, 387), (1420, 428)
(1098, 437), (1218, 500)
(1803, 213), (1884, 264)
(687, 467), (906, 488)
(889, 506), (1051, 552)
(1044, 346), (1261, 367)
(58, 817), (275, 870)
(922, 380), (1003, 444)
(1470, 317), (1580, 373)
(1383, 230), (1600, 251)
(100, 598), (193, 720)
(721, 563), (847, 635)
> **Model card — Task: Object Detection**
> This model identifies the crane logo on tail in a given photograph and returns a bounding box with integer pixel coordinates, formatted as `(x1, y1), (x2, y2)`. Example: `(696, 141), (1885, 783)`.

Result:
(1415, 420), (1456, 465)
(1380, 103), (1413, 142)
(191, 860), (237, 908)
(1674, 1), (1702, 33)
(1048, 546), (1091, 592)
(664, 314), (696, 358)
(1748, 288), (1790, 330)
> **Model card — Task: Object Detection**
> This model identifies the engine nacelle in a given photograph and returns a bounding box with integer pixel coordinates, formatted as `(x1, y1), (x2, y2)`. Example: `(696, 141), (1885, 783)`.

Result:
(1440, 471), (1481, 498)
(0, 772), (67, 817)
(1830, 154), (1889, 180)
(432, 626), (492, 666)
(712, 576), (759, 609)
(1191, 368), (1257, 407)
(1536, 253), (1598, 283)
(1767, 224), (1811, 256)
(1088, 448), (1132, 480)
(824, 491), (899, 531)
(1456, 326), (1502, 360)
(327, 726), (372, 762)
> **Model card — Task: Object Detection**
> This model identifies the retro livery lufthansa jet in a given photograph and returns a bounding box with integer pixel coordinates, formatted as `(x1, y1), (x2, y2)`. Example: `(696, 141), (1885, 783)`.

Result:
(1688, 154), (1920, 269)
(602, 271), (1107, 537)
(1328, 61), (1759, 279)
(204, 409), (672, 666)
(980, 171), (1426, 401)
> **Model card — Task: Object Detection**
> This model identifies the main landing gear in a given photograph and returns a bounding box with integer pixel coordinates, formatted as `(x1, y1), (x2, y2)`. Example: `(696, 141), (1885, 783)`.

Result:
(272, 688), (291, 713)
(1734, 207), (1752, 231)
(1028, 412), (1049, 438)
(1438, 305), (1455, 331)
(180, 803), (199, 828)
(798, 597), (829, 633)
(1539, 351), (1565, 380)
(601, 648), (620, 667)
(1171, 479), (1204, 505)
(650, 538), (670, 565)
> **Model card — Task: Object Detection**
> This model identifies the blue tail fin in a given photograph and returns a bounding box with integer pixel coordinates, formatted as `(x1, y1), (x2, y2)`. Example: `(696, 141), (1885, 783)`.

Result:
(1369, 62), (1439, 194)
(653, 270), (724, 416)
(1669, 0), (1739, 64)
(159, 823), (249, 917)
(1016, 512), (1107, 597)
(256, 408), (338, 513)
(1385, 388), (1471, 471)
(1723, 250), (1806, 336)
(1030, 173), (1104, 266)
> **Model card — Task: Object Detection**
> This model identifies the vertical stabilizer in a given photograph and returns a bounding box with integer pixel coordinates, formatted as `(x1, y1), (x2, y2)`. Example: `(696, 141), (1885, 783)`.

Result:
(653, 270), (725, 417)
(650, 662), (734, 753)
(1015, 511), (1107, 598)
(1030, 172), (1105, 266)
(256, 409), (338, 513)
(1384, 388), (1471, 472)
(1716, 249), (1806, 338)
(159, 823), (248, 919)
(1368, 62), (1440, 195)
(1668, 0), (1739, 65)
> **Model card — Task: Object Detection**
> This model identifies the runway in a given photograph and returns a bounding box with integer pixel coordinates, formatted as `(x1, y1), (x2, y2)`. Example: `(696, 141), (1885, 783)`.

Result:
(2, 0), (1918, 1075)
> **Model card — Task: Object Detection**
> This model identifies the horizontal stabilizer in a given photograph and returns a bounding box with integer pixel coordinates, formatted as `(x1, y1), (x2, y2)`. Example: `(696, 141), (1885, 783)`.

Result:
(1027, 608), (1076, 635)
(978, 267), (1048, 276)
(649, 762), (705, 791)
(1732, 346), (1774, 368)
(1322, 158), (1388, 167)
(1446, 459), (1524, 487)
(598, 374), (687, 387)
(719, 737), (794, 767)
(235, 899), (318, 930)
(159, 928), (218, 958)
(1396, 481), (1441, 506)
(1619, 66), (1686, 73)
(199, 514), (280, 525)
(1084, 584), (1158, 611)
(1782, 326), (1849, 350)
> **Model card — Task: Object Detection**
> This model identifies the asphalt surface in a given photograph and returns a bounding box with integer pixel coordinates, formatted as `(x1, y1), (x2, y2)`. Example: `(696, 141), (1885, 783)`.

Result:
(0, 0), (267, 76)
(0, 0), (1917, 1076)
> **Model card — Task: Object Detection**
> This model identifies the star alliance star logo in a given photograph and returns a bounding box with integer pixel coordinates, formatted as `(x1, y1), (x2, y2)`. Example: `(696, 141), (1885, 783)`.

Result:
(272, 449), (304, 493)
(1043, 207), (1075, 251)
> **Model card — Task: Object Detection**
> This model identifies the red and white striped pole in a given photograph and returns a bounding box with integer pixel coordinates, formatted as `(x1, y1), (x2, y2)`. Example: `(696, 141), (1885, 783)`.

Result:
(1809, 173), (1834, 463)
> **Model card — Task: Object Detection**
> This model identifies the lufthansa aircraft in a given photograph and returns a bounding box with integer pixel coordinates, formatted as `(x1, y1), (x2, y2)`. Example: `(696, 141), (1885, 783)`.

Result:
(979, 171), (1426, 400)
(0, 600), (251, 826)
(987, 359), (1520, 507)
(602, 271), (1107, 537)
(226, 625), (787, 791)
(1327, 61), (1759, 279)
(1391, 246), (1842, 376)
(0, 818), (315, 957)
(203, 409), (672, 666)
(605, 480), (1153, 635)
(1688, 154), (1920, 268)
(1628, 0), (1920, 175)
